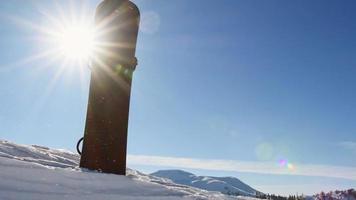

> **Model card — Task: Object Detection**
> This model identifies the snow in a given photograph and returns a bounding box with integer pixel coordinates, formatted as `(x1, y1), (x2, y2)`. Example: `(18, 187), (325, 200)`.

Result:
(0, 140), (261, 200)
(151, 170), (262, 197)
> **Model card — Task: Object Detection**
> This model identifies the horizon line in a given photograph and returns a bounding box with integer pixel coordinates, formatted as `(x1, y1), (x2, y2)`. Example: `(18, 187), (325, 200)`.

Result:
(127, 154), (356, 181)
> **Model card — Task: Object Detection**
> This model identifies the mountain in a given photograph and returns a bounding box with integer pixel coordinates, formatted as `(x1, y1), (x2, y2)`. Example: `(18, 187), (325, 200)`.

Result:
(0, 139), (261, 200)
(151, 170), (263, 197)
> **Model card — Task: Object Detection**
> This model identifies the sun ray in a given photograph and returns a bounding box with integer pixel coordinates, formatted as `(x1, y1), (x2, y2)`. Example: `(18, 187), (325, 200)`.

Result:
(0, 48), (60, 73)
(3, 0), (137, 110)
(28, 58), (71, 122)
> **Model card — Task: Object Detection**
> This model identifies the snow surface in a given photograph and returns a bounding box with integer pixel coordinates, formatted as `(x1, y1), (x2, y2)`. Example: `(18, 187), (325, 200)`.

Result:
(151, 170), (262, 197)
(0, 140), (262, 200)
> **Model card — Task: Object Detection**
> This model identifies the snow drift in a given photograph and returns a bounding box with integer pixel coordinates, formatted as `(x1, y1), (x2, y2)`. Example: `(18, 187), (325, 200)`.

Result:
(0, 139), (261, 200)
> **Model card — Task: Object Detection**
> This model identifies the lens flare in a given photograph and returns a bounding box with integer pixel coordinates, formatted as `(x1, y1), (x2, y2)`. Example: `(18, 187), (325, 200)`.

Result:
(140, 11), (160, 34)
(287, 163), (295, 171)
(278, 159), (287, 167)
(277, 158), (296, 172)
(255, 142), (274, 161)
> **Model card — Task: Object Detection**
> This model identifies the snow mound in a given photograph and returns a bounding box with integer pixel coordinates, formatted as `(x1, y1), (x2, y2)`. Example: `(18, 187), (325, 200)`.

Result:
(151, 170), (262, 197)
(0, 140), (260, 200)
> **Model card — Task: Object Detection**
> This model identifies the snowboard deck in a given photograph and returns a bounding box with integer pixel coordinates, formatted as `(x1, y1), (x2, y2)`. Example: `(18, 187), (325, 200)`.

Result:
(80, 0), (140, 175)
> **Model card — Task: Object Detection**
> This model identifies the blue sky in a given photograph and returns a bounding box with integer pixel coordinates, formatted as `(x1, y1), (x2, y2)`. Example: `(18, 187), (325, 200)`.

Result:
(0, 0), (356, 195)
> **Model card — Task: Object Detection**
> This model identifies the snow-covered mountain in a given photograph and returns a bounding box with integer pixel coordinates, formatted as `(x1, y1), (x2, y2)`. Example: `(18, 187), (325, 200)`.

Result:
(151, 170), (262, 197)
(0, 139), (262, 200)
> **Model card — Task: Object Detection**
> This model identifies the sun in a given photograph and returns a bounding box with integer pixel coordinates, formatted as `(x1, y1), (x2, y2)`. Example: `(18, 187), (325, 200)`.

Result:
(47, 18), (97, 67)
(4, 1), (118, 113)
(8, 1), (127, 85)
(23, 1), (100, 68)
(56, 25), (95, 62)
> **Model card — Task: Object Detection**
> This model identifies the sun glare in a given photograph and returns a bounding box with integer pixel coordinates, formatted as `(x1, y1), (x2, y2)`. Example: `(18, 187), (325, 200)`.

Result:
(57, 25), (95, 62)
(9, 0), (137, 94)
(26, 2), (100, 68)
(5, 1), (134, 117)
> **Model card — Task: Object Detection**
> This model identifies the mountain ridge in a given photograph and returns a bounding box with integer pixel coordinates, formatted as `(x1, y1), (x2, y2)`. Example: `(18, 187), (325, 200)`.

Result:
(151, 169), (263, 197)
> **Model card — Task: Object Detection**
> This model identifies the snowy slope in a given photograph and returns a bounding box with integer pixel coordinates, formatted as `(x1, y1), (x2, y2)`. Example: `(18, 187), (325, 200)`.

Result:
(151, 170), (262, 197)
(0, 140), (260, 200)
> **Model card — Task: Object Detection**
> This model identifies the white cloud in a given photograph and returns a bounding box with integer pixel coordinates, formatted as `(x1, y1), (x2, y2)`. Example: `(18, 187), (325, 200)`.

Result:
(127, 155), (356, 181)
